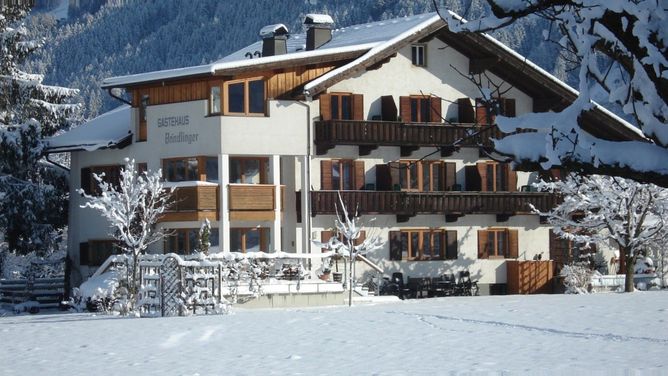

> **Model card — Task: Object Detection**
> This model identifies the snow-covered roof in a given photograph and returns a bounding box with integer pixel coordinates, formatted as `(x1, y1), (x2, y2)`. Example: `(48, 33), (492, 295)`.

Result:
(101, 13), (439, 88)
(45, 105), (132, 153)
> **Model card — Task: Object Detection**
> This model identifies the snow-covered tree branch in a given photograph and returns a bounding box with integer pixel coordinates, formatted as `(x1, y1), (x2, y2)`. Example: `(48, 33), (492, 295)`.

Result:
(437, 1), (668, 186)
(79, 158), (173, 300)
(531, 173), (668, 292)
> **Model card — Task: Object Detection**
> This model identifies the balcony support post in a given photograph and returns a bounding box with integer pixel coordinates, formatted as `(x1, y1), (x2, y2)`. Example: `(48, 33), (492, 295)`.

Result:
(220, 154), (230, 252)
(271, 155), (282, 252)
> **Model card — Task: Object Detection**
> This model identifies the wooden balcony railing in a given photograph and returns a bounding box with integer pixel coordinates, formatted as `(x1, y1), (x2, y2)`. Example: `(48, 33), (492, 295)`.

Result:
(228, 184), (285, 221)
(314, 120), (504, 155)
(307, 190), (559, 221)
(161, 184), (219, 222)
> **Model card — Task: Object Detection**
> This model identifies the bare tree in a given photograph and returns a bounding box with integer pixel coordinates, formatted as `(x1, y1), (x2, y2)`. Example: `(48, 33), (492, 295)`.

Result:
(79, 158), (173, 301)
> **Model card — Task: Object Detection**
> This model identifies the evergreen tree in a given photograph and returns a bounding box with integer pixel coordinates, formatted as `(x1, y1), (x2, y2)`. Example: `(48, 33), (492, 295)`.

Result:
(0, 4), (80, 255)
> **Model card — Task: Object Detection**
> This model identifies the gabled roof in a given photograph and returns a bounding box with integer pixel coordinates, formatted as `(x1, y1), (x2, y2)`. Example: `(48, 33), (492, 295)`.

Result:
(45, 105), (132, 153)
(101, 13), (439, 88)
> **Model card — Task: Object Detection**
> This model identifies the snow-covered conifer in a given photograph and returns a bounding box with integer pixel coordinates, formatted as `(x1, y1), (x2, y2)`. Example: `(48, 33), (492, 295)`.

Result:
(0, 3), (80, 255)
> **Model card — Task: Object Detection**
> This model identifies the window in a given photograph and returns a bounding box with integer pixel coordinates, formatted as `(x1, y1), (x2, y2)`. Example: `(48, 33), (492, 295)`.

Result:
(138, 93), (149, 142)
(164, 228), (220, 255)
(80, 240), (120, 267)
(477, 228), (518, 259)
(210, 86), (221, 114)
(389, 229), (457, 261)
(81, 165), (122, 196)
(486, 163), (508, 191)
(411, 44), (426, 66)
(399, 95), (441, 123)
(330, 93), (353, 120)
(163, 156), (218, 182)
(319, 93), (363, 121)
(230, 228), (269, 252)
(320, 159), (365, 191)
(140, 94), (149, 122)
(223, 77), (266, 116)
(230, 157), (268, 184)
(464, 162), (517, 192)
(397, 161), (444, 192)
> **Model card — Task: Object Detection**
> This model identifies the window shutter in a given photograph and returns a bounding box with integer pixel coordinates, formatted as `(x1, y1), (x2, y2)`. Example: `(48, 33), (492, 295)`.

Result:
(429, 96), (441, 123)
(475, 98), (490, 125)
(506, 165), (518, 192)
(389, 231), (402, 261)
(500, 98), (516, 117)
(381, 95), (398, 121)
(477, 230), (489, 259)
(375, 164), (392, 191)
(320, 160), (333, 190)
(457, 98), (475, 123)
(389, 162), (401, 190)
(354, 231), (366, 246)
(321, 231), (333, 253)
(444, 162), (456, 191)
(79, 242), (89, 266)
(399, 96), (411, 122)
(445, 230), (458, 260)
(319, 93), (332, 121)
(80, 167), (92, 195)
(477, 162), (488, 192)
(354, 160), (365, 190)
(508, 229), (519, 258)
(465, 165), (481, 191)
(352, 94), (364, 121)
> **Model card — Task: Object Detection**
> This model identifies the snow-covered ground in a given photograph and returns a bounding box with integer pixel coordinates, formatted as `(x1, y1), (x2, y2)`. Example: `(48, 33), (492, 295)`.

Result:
(1, 292), (667, 375)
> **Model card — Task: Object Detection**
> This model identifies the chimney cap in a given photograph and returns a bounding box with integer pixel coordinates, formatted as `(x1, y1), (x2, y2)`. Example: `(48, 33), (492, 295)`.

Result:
(260, 23), (289, 38)
(304, 14), (334, 26)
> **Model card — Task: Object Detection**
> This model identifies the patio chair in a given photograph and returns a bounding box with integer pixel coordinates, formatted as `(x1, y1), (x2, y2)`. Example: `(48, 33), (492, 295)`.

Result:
(456, 270), (479, 296)
(439, 273), (456, 296)
(386, 272), (411, 300)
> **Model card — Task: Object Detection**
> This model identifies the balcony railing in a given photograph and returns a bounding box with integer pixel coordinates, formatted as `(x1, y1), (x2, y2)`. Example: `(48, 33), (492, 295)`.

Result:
(314, 120), (504, 155)
(307, 190), (559, 220)
(228, 184), (285, 221)
(161, 183), (219, 222)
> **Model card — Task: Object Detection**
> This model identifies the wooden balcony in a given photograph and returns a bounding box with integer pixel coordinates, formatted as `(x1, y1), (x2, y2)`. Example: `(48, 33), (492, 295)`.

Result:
(160, 184), (219, 222)
(314, 120), (504, 156)
(228, 184), (285, 221)
(307, 190), (560, 222)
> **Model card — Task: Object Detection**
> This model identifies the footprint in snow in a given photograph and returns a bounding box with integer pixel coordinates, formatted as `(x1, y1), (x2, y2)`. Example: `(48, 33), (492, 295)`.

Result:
(287, 355), (302, 360)
(161, 331), (188, 348)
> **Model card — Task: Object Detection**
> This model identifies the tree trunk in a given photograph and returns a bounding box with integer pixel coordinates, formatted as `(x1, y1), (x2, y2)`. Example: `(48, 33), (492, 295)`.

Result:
(623, 247), (635, 293)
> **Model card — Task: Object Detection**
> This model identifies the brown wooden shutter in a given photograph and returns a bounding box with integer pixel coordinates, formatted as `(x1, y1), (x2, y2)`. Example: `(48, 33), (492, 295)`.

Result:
(507, 165), (518, 192)
(354, 231), (366, 246)
(381, 95), (398, 121)
(457, 98), (475, 123)
(444, 162), (456, 191)
(319, 93), (332, 121)
(399, 96), (410, 122)
(375, 164), (392, 191)
(354, 160), (365, 190)
(321, 231), (333, 253)
(477, 162), (488, 192)
(321, 160), (333, 190)
(508, 229), (519, 258)
(389, 162), (401, 190)
(477, 230), (489, 259)
(79, 242), (89, 266)
(352, 94), (364, 121)
(500, 98), (516, 117)
(445, 230), (458, 260)
(430, 96), (442, 123)
(475, 98), (489, 125)
(389, 231), (402, 261)
(465, 165), (481, 191)
(81, 167), (92, 195)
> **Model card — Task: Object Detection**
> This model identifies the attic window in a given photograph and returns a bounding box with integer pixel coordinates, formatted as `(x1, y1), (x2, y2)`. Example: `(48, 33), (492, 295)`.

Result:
(411, 44), (426, 67)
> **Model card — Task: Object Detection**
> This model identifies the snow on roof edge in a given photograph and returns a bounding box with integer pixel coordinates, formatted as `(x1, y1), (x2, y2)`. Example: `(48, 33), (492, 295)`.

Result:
(303, 13), (443, 97)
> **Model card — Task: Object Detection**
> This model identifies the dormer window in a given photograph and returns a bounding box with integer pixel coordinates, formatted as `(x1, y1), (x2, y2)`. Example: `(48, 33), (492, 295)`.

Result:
(411, 44), (426, 67)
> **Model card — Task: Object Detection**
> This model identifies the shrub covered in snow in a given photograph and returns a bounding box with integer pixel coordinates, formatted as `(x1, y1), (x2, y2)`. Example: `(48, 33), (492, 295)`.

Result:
(560, 263), (594, 294)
